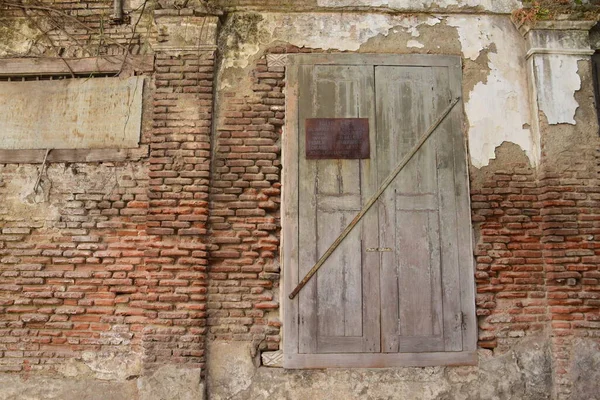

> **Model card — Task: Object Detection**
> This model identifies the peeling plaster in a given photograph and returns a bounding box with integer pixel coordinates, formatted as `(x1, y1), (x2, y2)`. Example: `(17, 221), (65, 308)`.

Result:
(448, 16), (536, 167)
(220, 13), (440, 89)
(316, 0), (522, 13)
(407, 40), (425, 48)
(447, 16), (493, 60)
(534, 55), (582, 125)
(263, 13), (397, 51)
(0, 18), (42, 57)
(220, 13), (537, 168)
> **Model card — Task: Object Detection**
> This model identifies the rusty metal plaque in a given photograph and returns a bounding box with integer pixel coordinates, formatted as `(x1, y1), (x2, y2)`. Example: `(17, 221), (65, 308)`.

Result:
(305, 118), (370, 159)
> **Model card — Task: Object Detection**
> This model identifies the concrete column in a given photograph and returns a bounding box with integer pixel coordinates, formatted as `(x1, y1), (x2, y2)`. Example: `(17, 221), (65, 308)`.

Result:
(515, 18), (600, 400)
(138, 9), (220, 400)
(516, 20), (596, 165)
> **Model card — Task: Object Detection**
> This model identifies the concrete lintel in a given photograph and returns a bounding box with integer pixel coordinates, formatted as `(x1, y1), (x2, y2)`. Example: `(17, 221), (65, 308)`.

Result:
(526, 48), (595, 59)
(0, 55), (154, 77)
(152, 16), (220, 51)
(515, 19), (597, 37)
(152, 45), (218, 53)
(513, 18), (595, 55)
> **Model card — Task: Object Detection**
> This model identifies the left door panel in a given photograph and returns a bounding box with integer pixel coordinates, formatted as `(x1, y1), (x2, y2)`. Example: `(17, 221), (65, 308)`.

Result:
(297, 65), (380, 354)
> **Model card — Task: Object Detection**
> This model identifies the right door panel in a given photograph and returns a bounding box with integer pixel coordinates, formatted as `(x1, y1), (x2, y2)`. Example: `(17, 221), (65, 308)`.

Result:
(376, 66), (464, 354)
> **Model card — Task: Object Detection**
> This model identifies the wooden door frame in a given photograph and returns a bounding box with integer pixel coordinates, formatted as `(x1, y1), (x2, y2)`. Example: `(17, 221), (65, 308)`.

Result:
(282, 54), (477, 369)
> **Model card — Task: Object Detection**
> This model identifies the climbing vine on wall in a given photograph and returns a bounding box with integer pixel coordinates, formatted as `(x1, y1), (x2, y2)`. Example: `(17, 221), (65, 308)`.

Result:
(0, 0), (154, 72)
(513, 0), (600, 24)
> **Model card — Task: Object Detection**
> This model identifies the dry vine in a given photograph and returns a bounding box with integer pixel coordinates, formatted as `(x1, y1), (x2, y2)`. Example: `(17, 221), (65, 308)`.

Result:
(513, 0), (600, 25)
(0, 0), (152, 76)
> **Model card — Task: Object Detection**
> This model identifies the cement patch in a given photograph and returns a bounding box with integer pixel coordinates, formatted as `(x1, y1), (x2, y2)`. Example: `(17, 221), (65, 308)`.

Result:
(0, 77), (144, 150)
(570, 339), (600, 400)
(206, 337), (552, 400)
(0, 365), (204, 400)
(0, 375), (139, 400)
(138, 365), (205, 400)
(218, 13), (536, 168)
(315, 0), (522, 13)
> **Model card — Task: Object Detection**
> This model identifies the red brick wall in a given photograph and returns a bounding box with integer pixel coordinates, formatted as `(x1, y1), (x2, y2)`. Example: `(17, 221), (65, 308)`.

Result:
(0, 2), (216, 373)
(470, 148), (547, 351)
(144, 50), (215, 369)
(0, 162), (151, 372)
(541, 157), (600, 397)
(207, 48), (295, 352)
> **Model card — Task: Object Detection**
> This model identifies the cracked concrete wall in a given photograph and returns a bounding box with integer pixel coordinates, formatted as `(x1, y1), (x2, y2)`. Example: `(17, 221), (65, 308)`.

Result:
(215, 0), (523, 13)
(0, 363), (203, 400)
(2, 2), (599, 399)
(206, 338), (552, 400)
(217, 12), (536, 167)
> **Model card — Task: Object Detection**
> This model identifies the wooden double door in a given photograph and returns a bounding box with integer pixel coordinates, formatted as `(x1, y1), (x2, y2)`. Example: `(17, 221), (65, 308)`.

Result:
(283, 54), (476, 368)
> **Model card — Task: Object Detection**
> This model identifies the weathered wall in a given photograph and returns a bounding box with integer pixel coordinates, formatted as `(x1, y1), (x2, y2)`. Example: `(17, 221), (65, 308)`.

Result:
(214, 0), (523, 13)
(209, 10), (540, 352)
(1, 0), (599, 399)
(216, 13), (537, 169)
(0, 0), (213, 396)
(207, 338), (553, 400)
(207, 10), (600, 400)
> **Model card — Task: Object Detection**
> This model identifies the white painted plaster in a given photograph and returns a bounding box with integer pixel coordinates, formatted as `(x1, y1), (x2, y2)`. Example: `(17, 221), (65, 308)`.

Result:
(407, 40), (425, 48)
(221, 13), (536, 167)
(533, 55), (582, 125)
(222, 13), (439, 76)
(316, 0), (522, 13)
(262, 13), (398, 52)
(447, 16), (537, 167)
(447, 16), (493, 60)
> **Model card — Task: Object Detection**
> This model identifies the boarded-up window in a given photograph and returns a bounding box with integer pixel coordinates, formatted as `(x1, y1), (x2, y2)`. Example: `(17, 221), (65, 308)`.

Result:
(283, 54), (476, 368)
(0, 76), (143, 150)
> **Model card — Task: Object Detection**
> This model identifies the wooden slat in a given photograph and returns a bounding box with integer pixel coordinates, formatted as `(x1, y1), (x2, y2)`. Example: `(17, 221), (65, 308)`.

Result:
(358, 65), (381, 353)
(298, 64), (318, 354)
(289, 53), (460, 68)
(376, 64), (399, 353)
(294, 64), (381, 355)
(0, 55), (154, 76)
(314, 66), (364, 343)
(434, 66), (463, 352)
(282, 58), (300, 358)
(284, 351), (478, 369)
(307, 65), (378, 353)
(316, 194), (362, 212)
(317, 336), (365, 353)
(447, 61), (478, 352)
(376, 65), (449, 353)
(394, 66), (435, 340)
(317, 210), (347, 338)
(284, 54), (474, 368)
(395, 193), (437, 210)
(395, 210), (440, 339)
(0, 146), (149, 164)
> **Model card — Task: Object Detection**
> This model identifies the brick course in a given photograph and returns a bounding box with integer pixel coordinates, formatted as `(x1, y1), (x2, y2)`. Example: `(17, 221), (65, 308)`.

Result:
(207, 49), (293, 351)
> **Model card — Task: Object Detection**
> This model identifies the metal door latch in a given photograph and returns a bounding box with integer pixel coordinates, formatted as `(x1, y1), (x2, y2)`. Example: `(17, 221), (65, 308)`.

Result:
(366, 247), (392, 252)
